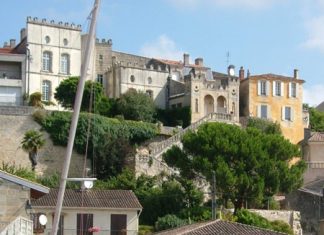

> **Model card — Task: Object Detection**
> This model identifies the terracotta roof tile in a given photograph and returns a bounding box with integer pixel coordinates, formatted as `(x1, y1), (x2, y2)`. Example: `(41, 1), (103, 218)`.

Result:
(32, 189), (142, 209)
(248, 73), (304, 83)
(309, 132), (324, 142)
(153, 58), (207, 69)
(154, 220), (287, 235)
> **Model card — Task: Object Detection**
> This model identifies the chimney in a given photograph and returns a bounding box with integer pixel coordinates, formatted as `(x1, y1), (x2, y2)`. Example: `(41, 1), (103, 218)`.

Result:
(247, 69), (250, 78)
(183, 53), (189, 66)
(10, 39), (16, 48)
(20, 28), (26, 41)
(239, 66), (245, 80)
(3, 42), (9, 48)
(294, 69), (299, 79)
(195, 58), (204, 66)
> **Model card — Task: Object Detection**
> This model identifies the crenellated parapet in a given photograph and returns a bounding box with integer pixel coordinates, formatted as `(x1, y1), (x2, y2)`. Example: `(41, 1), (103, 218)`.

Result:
(26, 16), (82, 31)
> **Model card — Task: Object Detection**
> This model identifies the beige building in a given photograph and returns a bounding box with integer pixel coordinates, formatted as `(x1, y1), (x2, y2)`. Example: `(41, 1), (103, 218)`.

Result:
(32, 189), (142, 234)
(25, 17), (82, 108)
(240, 70), (306, 144)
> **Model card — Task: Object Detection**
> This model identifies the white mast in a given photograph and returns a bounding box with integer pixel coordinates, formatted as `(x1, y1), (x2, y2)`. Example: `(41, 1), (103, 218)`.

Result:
(50, 0), (100, 234)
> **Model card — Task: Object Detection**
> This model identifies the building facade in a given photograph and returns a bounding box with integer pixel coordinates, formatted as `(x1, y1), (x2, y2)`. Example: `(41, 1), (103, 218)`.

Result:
(240, 70), (306, 144)
(25, 17), (82, 108)
(0, 42), (26, 106)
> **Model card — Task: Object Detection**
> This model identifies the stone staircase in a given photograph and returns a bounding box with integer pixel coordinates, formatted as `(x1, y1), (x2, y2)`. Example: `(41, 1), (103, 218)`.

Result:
(136, 112), (236, 176)
(0, 216), (33, 235)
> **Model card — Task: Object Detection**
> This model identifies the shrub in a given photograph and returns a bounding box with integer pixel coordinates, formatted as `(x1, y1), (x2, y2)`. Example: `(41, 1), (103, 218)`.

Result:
(156, 107), (191, 128)
(0, 162), (36, 182)
(138, 225), (154, 235)
(29, 92), (43, 108)
(155, 214), (187, 231)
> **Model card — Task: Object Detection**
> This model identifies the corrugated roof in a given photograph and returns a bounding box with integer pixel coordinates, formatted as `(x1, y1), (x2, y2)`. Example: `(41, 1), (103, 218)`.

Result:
(32, 189), (142, 209)
(154, 220), (287, 235)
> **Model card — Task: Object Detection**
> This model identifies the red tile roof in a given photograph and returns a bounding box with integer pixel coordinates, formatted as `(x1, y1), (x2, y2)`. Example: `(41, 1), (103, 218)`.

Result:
(32, 189), (142, 209)
(154, 220), (287, 235)
(0, 48), (14, 54)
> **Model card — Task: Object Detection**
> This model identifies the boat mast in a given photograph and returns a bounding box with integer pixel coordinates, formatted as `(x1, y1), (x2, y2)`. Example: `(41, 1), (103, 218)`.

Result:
(50, 0), (100, 234)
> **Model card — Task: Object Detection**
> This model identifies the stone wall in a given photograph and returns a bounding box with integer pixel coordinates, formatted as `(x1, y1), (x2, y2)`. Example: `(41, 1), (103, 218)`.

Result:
(250, 209), (302, 235)
(0, 179), (29, 224)
(0, 112), (87, 177)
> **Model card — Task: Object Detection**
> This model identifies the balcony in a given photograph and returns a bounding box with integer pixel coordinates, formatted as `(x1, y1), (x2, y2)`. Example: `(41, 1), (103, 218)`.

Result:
(0, 216), (33, 235)
(0, 70), (22, 87)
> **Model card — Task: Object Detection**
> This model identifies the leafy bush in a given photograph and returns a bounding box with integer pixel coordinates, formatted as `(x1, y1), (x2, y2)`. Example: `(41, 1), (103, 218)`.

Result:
(155, 214), (187, 231)
(29, 92), (43, 108)
(156, 107), (191, 128)
(37, 111), (158, 153)
(236, 209), (293, 234)
(246, 117), (281, 135)
(0, 162), (37, 182)
(139, 225), (154, 235)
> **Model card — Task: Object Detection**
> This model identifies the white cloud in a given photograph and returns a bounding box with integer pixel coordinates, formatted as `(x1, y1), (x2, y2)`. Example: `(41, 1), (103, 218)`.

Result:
(302, 16), (324, 53)
(167, 0), (281, 9)
(303, 84), (324, 106)
(139, 35), (183, 60)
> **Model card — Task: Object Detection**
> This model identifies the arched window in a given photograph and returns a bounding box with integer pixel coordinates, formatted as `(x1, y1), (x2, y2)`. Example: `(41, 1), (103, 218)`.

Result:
(42, 80), (51, 101)
(60, 54), (70, 74)
(42, 51), (52, 72)
(130, 75), (135, 83)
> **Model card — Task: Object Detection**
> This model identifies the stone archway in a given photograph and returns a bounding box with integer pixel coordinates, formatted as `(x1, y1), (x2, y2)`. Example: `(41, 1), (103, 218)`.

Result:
(204, 95), (214, 115)
(217, 96), (226, 113)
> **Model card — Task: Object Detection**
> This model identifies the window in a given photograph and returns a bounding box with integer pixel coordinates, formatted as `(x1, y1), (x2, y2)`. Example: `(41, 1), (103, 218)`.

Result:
(260, 105), (268, 119)
(42, 80), (51, 101)
(195, 99), (198, 113)
(42, 51), (52, 72)
(99, 54), (103, 60)
(257, 80), (267, 96)
(45, 36), (50, 44)
(130, 75), (135, 82)
(31, 213), (46, 233)
(111, 214), (127, 235)
(97, 74), (103, 85)
(282, 106), (293, 121)
(273, 81), (283, 96)
(289, 82), (297, 98)
(148, 77), (152, 84)
(77, 213), (93, 235)
(146, 90), (153, 99)
(63, 38), (68, 46)
(60, 54), (70, 74)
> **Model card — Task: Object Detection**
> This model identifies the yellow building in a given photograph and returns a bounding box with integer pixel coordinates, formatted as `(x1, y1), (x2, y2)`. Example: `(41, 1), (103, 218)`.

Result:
(240, 69), (306, 144)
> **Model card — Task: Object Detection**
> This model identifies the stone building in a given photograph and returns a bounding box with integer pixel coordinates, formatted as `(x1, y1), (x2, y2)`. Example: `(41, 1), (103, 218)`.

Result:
(240, 70), (306, 144)
(101, 47), (240, 122)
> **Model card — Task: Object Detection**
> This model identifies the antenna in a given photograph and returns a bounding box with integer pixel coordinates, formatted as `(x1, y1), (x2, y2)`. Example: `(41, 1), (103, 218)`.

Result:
(226, 51), (230, 66)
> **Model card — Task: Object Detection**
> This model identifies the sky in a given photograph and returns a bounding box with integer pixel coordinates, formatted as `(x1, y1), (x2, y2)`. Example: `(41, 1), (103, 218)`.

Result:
(1, 0), (324, 106)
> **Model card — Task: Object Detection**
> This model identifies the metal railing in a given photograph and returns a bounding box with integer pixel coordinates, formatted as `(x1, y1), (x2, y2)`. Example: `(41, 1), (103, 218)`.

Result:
(42, 228), (139, 235)
(0, 216), (33, 235)
(306, 161), (324, 169)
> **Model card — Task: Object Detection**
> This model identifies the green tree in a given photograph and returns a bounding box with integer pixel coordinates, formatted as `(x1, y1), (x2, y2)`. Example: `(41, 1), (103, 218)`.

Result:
(116, 89), (156, 122)
(54, 76), (104, 111)
(246, 117), (281, 135)
(163, 123), (305, 213)
(21, 129), (45, 171)
(155, 214), (187, 231)
(309, 107), (324, 131)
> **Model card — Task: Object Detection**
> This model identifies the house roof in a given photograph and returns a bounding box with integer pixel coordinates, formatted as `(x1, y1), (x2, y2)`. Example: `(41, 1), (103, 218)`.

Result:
(32, 189), (142, 209)
(154, 220), (287, 235)
(299, 178), (324, 196)
(308, 132), (324, 142)
(316, 101), (324, 112)
(246, 73), (305, 83)
(0, 170), (49, 193)
(152, 58), (208, 69)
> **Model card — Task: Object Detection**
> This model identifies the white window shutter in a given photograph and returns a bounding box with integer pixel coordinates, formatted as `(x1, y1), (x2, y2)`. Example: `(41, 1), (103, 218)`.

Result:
(257, 81), (261, 96)
(257, 105), (261, 118)
(266, 81), (270, 96)
(295, 83), (299, 98)
(268, 105), (271, 119)
(288, 82), (291, 98)
(281, 82), (284, 96)
(273, 81), (276, 96)
(281, 106), (285, 120)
